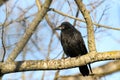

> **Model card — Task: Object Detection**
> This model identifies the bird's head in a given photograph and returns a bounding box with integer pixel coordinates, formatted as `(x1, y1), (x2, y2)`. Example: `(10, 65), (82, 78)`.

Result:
(55, 22), (74, 31)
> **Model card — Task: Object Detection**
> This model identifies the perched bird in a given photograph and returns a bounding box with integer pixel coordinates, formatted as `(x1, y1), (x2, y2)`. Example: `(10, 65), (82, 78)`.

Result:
(55, 22), (92, 76)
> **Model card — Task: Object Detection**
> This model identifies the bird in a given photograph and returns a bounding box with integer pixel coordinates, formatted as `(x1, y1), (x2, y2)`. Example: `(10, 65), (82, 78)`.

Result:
(55, 22), (92, 76)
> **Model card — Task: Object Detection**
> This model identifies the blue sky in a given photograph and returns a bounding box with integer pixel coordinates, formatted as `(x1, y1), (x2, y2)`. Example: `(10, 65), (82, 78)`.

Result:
(0, 0), (120, 80)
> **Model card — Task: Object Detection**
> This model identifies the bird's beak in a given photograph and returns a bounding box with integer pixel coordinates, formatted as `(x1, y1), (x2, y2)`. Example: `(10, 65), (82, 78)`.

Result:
(54, 26), (61, 30)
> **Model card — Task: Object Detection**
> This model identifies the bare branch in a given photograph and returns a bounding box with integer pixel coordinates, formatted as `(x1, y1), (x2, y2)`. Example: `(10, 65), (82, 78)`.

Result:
(36, 0), (60, 39)
(73, 8), (79, 26)
(54, 70), (60, 80)
(1, 4), (8, 62)
(6, 0), (53, 62)
(58, 60), (120, 80)
(75, 0), (96, 52)
(93, 60), (120, 77)
(49, 8), (120, 31)
(59, 75), (99, 80)
(1, 26), (6, 62)
(0, 51), (120, 75)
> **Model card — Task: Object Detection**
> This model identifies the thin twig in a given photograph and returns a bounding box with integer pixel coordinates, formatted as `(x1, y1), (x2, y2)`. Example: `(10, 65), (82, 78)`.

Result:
(41, 71), (45, 80)
(1, 26), (6, 62)
(49, 8), (120, 31)
(88, 0), (105, 12)
(94, 5), (109, 32)
(1, 4), (8, 62)
(73, 8), (79, 26)
(47, 33), (54, 60)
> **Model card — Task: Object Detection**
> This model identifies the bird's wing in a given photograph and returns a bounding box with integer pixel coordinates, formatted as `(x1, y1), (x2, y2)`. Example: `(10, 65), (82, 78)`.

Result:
(74, 30), (88, 55)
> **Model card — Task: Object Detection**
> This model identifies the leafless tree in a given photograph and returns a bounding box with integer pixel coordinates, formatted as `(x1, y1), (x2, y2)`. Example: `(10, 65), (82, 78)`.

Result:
(0, 0), (120, 80)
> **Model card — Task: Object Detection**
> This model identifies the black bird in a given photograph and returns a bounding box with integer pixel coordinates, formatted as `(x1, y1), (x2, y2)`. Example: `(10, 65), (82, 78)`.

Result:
(55, 22), (92, 76)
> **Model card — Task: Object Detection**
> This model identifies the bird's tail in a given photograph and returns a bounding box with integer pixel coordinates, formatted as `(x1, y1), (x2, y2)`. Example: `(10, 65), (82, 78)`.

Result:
(79, 65), (89, 76)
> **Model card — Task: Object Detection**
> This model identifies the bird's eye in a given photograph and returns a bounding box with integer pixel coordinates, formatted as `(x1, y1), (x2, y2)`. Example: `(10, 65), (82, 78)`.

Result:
(60, 25), (65, 29)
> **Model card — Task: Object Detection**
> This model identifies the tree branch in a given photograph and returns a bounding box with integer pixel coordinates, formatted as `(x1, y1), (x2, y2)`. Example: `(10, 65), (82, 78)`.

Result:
(0, 0), (8, 6)
(58, 60), (120, 80)
(6, 0), (52, 62)
(36, 0), (60, 39)
(49, 8), (120, 31)
(75, 0), (96, 52)
(93, 60), (120, 76)
(1, 51), (120, 75)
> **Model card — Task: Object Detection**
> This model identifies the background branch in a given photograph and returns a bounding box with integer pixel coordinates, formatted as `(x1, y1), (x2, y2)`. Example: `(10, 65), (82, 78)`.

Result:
(6, 0), (52, 62)
(58, 60), (120, 80)
(49, 8), (120, 31)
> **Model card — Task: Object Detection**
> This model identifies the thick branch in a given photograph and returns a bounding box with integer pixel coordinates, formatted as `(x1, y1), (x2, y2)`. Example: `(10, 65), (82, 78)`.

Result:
(75, 0), (96, 52)
(1, 51), (120, 74)
(6, 0), (52, 62)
